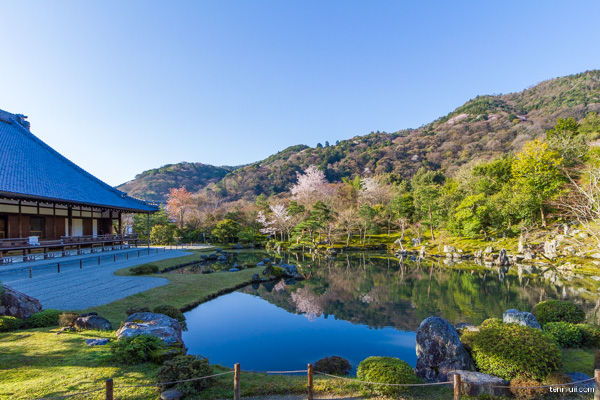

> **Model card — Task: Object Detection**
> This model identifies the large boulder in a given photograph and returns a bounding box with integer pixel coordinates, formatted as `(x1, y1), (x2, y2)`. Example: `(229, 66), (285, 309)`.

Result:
(74, 313), (112, 330)
(449, 370), (510, 397)
(0, 285), (42, 319)
(502, 309), (541, 329)
(495, 249), (510, 266)
(116, 312), (183, 344)
(415, 316), (474, 382)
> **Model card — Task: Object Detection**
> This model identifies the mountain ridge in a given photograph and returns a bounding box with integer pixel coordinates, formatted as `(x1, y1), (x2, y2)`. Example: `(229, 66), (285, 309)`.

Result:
(117, 70), (600, 202)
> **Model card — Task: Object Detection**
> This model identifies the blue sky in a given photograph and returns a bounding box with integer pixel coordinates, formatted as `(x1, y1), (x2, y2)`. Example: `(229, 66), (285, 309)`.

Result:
(1, 1), (599, 186)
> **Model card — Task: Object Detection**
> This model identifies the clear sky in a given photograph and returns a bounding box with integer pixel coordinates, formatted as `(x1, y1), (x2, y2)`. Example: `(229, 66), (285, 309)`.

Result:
(1, 1), (599, 186)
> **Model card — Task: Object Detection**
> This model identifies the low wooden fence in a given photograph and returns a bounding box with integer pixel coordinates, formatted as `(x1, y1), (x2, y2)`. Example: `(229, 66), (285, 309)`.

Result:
(35, 365), (600, 400)
(0, 247), (169, 278)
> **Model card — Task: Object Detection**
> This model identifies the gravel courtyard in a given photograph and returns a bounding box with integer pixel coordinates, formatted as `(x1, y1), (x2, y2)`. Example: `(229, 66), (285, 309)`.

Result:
(0, 249), (188, 310)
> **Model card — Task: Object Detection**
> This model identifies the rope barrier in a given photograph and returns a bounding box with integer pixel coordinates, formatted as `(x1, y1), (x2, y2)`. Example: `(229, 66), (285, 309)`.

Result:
(31, 368), (599, 399)
(264, 370), (308, 374)
(116, 371), (234, 388)
(315, 371), (452, 387)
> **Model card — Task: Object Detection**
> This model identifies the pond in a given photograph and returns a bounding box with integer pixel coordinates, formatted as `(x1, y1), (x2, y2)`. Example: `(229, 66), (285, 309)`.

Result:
(182, 250), (600, 372)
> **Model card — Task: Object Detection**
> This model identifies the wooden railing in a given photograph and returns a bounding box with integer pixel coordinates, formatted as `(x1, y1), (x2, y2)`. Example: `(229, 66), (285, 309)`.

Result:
(0, 234), (140, 263)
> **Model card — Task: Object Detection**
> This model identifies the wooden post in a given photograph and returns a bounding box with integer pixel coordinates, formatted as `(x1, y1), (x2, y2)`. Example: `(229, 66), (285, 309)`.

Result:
(146, 213), (150, 249)
(80, 259), (83, 269)
(233, 363), (240, 400)
(98, 256), (101, 265)
(453, 373), (461, 400)
(307, 363), (313, 400)
(29, 265), (32, 278)
(105, 378), (113, 400)
(113, 254), (116, 262)
(594, 369), (600, 400)
(57, 262), (60, 273)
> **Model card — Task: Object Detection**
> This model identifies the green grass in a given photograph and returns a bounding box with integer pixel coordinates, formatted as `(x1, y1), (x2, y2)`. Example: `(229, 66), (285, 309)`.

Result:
(0, 328), (160, 399)
(85, 265), (265, 326)
(0, 328), (454, 400)
(123, 250), (214, 273)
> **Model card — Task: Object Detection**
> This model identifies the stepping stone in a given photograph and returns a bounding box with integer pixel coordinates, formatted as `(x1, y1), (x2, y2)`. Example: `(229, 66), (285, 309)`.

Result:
(85, 338), (109, 346)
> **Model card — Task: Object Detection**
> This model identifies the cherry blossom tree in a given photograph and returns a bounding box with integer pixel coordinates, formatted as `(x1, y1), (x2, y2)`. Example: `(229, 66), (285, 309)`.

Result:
(290, 165), (332, 205)
(165, 187), (194, 229)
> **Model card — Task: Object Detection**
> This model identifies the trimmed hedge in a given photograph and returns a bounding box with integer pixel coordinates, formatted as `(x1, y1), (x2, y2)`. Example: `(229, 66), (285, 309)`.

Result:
(0, 316), (24, 332)
(356, 356), (418, 396)
(532, 300), (585, 326)
(58, 312), (80, 327)
(153, 305), (187, 330)
(480, 318), (503, 328)
(543, 322), (583, 348)
(314, 356), (352, 376)
(468, 323), (561, 381)
(577, 324), (600, 348)
(110, 334), (164, 364)
(26, 309), (62, 328)
(130, 264), (159, 275)
(157, 355), (214, 395)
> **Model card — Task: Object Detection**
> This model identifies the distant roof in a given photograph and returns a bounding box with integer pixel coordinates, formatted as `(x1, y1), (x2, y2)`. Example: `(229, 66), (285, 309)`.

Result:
(0, 109), (157, 212)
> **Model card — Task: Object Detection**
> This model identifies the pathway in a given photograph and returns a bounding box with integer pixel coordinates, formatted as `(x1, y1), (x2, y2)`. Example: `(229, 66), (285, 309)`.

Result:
(0, 249), (189, 310)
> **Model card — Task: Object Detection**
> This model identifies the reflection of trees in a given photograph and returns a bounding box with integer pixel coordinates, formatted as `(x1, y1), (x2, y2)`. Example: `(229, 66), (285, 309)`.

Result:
(242, 252), (599, 331)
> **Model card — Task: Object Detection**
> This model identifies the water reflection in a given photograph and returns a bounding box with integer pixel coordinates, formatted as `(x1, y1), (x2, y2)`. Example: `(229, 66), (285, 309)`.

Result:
(241, 251), (600, 330)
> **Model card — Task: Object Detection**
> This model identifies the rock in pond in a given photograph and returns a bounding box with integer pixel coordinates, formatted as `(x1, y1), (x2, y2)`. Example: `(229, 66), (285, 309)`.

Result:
(85, 338), (110, 346)
(415, 316), (474, 382)
(252, 273), (260, 282)
(0, 284), (42, 319)
(502, 309), (541, 329)
(228, 268), (240, 272)
(454, 322), (479, 334)
(449, 370), (510, 397)
(74, 313), (113, 330)
(116, 312), (183, 344)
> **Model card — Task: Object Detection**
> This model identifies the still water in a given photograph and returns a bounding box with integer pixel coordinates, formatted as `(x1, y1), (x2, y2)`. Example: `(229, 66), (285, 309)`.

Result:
(182, 251), (600, 371)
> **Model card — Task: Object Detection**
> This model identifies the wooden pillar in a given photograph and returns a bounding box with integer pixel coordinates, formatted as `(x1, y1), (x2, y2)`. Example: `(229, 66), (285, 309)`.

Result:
(233, 363), (240, 400)
(67, 205), (72, 237)
(453, 373), (461, 400)
(52, 203), (56, 240)
(146, 213), (150, 249)
(117, 211), (122, 236)
(307, 363), (313, 400)
(105, 378), (113, 400)
(18, 200), (22, 237)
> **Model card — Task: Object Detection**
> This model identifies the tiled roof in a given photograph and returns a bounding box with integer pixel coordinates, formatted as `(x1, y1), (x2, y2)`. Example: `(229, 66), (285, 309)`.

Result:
(0, 110), (157, 212)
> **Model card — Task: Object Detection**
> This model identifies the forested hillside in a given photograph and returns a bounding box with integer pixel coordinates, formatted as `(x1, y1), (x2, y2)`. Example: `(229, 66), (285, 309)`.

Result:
(117, 162), (235, 202)
(120, 70), (600, 201)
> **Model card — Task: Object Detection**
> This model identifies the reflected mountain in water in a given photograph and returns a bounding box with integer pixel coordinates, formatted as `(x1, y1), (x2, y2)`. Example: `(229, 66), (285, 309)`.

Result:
(241, 251), (600, 331)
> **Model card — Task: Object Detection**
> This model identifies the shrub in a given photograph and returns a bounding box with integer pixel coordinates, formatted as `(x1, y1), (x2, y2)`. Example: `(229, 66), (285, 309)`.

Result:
(356, 356), (418, 396)
(532, 300), (585, 325)
(157, 355), (214, 395)
(110, 334), (164, 364)
(480, 318), (503, 328)
(130, 264), (159, 275)
(271, 266), (285, 278)
(468, 323), (561, 380)
(314, 356), (352, 376)
(153, 305), (187, 330)
(510, 377), (546, 400)
(544, 321), (583, 347)
(126, 307), (151, 315)
(459, 329), (478, 354)
(58, 312), (80, 327)
(26, 309), (62, 328)
(0, 316), (24, 332)
(577, 324), (600, 348)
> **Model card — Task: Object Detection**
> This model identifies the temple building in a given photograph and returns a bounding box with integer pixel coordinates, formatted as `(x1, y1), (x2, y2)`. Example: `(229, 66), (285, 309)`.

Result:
(0, 109), (158, 261)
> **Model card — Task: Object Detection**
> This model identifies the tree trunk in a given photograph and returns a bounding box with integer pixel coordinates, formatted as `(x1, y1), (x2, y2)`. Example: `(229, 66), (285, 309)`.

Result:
(346, 231), (350, 246)
(540, 206), (546, 227)
(428, 205), (435, 240)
